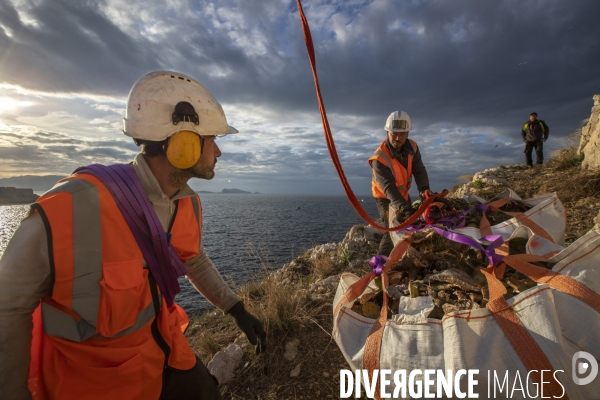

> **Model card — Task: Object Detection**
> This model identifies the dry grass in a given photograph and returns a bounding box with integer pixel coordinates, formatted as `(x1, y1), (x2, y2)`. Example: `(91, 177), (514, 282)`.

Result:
(546, 126), (585, 170)
(457, 174), (474, 182)
(185, 239), (377, 399)
(311, 253), (338, 280)
(195, 331), (221, 359)
(547, 148), (584, 171)
(237, 273), (313, 334)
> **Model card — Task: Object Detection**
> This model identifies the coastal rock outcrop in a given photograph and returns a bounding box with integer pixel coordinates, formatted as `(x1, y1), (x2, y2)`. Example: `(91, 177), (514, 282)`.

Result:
(578, 95), (600, 170)
(451, 166), (518, 198)
(0, 187), (39, 205)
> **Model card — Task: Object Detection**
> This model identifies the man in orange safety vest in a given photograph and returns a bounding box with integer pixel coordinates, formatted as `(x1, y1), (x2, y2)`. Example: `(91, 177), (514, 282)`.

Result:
(0, 71), (266, 400)
(368, 111), (431, 256)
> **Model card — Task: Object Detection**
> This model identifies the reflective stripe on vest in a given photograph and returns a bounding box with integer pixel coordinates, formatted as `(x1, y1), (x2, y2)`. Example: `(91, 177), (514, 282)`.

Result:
(42, 178), (103, 336)
(523, 121), (545, 134)
(35, 177), (199, 342)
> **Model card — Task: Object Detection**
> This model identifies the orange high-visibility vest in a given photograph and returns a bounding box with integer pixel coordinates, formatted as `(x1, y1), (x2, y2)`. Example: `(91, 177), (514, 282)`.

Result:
(368, 139), (418, 201)
(27, 173), (201, 400)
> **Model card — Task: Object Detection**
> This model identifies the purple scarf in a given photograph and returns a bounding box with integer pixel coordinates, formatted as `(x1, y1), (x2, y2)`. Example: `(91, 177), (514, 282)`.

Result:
(74, 164), (187, 306)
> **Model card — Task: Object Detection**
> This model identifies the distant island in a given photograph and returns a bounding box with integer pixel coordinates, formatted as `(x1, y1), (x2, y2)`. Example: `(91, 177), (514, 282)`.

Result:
(197, 188), (260, 194)
(221, 188), (256, 194)
(0, 175), (263, 197)
(0, 175), (65, 192)
(0, 187), (39, 205)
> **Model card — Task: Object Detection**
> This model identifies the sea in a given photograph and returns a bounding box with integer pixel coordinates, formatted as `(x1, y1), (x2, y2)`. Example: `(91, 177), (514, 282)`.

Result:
(0, 194), (379, 316)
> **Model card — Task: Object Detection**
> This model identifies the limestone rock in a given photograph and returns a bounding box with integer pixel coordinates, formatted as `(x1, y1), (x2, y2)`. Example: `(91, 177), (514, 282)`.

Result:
(207, 344), (244, 385)
(283, 338), (300, 361)
(290, 363), (302, 377)
(451, 166), (515, 198)
(362, 226), (382, 242)
(592, 210), (600, 232)
(233, 333), (248, 348)
(579, 95), (600, 170)
(308, 243), (339, 261)
(309, 275), (339, 292)
(341, 239), (364, 256)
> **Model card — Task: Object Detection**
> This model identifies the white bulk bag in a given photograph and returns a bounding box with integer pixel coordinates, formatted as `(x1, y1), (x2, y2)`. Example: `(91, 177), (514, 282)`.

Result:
(333, 229), (600, 399)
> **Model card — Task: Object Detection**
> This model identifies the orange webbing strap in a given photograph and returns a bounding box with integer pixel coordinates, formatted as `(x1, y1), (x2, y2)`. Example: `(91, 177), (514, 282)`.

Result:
(480, 198), (510, 237)
(491, 242), (510, 279)
(295, 0), (445, 232)
(505, 212), (555, 242)
(481, 196), (555, 243)
(478, 197), (507, 236)
(479, 214), (492, 237)
(333, 236), (411, 317)
(481, 265), (568, 399)
(503, 254), (600, 314)
(332, 236), (411, 400)
(486, 197), (512, 209)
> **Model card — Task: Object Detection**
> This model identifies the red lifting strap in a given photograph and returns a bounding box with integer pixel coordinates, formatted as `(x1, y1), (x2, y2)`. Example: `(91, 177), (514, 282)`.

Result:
(295, 0), (446, 232)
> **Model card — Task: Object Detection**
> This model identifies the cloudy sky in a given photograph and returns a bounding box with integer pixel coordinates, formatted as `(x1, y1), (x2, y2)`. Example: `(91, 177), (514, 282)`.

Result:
(0, 0), (599, 195)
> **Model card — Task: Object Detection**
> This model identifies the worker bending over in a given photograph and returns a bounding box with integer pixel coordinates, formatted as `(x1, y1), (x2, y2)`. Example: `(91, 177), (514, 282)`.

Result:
(369, 111), (431, 255)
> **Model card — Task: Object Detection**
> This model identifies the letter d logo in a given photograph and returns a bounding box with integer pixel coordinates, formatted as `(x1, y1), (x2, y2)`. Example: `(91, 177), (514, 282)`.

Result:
(572, 351), (598, 385)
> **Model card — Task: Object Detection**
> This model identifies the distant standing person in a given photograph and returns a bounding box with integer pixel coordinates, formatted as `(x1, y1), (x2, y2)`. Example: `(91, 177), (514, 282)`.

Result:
(521, 112), (549, 167)
(368, 111), (430, 256)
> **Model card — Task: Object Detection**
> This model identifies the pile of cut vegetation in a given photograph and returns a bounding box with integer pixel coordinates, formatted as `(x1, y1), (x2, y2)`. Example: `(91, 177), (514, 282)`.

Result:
(351, 195), (541, 320)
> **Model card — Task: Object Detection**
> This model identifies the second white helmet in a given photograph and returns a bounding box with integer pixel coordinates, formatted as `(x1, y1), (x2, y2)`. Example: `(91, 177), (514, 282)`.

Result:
(384, 111), (412, 132)
(123, 70), (238, 142)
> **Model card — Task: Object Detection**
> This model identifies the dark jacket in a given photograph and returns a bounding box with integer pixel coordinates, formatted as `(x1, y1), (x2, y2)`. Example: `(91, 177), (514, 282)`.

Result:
(371, 139), (430, 211)
(521, 119), (549, 142)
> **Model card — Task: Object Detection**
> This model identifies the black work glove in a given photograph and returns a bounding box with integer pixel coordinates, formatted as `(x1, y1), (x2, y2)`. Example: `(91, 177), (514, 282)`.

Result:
(399, 205), (417, 220)
(419, 189), (430, 200)
(227, 301), (267, 355)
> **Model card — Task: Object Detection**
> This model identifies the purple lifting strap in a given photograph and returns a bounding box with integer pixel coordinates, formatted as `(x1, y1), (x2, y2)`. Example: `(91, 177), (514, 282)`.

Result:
(404, 207), (505, 267)
(369, 254), (389, 277)
(430, 227), (505, 268)
(74, 164), (187, 306)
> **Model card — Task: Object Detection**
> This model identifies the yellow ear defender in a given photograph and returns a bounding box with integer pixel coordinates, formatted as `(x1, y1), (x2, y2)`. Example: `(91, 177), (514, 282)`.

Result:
(166, 101), (205, 169)
(166, 130), (203, 169)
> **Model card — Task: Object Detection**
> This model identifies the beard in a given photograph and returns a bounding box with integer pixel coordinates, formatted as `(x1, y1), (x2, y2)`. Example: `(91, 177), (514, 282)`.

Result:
(188, 161), (215, 180)
(168, 160), (216, 187)
(193, 169), (215, 180)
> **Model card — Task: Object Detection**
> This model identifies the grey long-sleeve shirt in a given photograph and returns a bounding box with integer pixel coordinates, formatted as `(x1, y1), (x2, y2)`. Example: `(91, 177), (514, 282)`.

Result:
(372, 139), (430, 211)
(0, 153), (240, 399)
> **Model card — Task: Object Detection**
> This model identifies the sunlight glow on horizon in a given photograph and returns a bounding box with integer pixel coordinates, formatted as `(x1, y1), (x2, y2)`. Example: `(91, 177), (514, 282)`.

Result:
(0, 97), (35, 112)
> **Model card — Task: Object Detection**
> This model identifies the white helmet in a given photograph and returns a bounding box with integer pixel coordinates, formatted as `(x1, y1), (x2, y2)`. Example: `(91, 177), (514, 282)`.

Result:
(384, 111), (412, 132)
(123, 70), (238, 142)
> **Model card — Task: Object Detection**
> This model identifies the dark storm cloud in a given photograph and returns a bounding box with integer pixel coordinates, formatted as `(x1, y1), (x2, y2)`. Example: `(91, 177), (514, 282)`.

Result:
(31, 131), (81, 144)
(0, 0), (598, 193)
(2, 0), (598, 126)
(0, 0), (160, 94)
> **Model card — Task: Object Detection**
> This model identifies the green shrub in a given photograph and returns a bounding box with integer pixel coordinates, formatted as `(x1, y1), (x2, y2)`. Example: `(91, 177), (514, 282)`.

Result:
(339, 248), (351, 264)
(473, 180), (485, 188)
